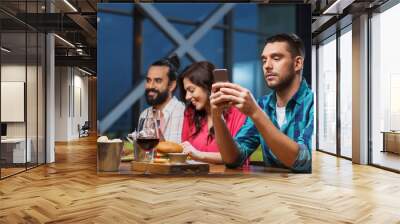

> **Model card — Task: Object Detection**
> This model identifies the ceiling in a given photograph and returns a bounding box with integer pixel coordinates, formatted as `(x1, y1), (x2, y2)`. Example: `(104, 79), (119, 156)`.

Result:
(0, 0), (390, 74)
(0, 0), (98, 73)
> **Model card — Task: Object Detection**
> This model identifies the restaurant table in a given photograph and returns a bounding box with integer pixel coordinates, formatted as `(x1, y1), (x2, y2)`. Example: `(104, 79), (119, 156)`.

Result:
(97, 161), (291, 177)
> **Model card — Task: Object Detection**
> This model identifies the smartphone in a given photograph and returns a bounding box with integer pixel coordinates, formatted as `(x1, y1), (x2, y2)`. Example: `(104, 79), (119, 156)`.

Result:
(213, 69), (229, 83)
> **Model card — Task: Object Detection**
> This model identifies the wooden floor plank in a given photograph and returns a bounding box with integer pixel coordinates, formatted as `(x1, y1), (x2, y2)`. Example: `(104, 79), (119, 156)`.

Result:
(0, 136), (399, 223)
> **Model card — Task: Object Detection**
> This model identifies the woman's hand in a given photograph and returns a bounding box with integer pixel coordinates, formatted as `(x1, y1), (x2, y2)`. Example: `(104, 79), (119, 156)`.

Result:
(181, 141), (204, 161)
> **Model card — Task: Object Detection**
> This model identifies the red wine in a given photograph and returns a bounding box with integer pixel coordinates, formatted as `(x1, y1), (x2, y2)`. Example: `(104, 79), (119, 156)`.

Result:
(136, 137), (159, 151)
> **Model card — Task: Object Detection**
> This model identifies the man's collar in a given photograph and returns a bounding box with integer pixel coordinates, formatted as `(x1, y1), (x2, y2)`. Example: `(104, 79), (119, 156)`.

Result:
(290, 78), (309, 105)
(160, 96), (178, 114)
(268, 78), (309, 109)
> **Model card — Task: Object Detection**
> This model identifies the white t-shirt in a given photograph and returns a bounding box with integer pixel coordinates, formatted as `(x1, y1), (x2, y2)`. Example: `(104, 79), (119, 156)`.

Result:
(276, 105), (286, 129)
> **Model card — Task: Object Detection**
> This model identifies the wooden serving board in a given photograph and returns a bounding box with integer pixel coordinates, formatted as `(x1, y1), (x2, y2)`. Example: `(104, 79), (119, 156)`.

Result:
(131, 160), (210, 175)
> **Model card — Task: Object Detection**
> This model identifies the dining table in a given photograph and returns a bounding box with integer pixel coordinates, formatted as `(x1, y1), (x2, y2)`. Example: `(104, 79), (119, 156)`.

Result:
(97, 160), (292, 177)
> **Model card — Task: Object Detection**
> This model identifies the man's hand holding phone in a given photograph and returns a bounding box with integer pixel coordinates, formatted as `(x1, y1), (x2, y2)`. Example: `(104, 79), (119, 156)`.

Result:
(211, 82), (259, 119)
(211, 69), (231, 115)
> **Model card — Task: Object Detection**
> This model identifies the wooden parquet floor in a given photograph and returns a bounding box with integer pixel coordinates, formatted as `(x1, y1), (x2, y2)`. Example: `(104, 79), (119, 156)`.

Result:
(1, 136), (400, 223)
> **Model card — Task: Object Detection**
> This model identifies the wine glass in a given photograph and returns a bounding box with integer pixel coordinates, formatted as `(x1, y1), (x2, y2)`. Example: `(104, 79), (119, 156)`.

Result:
(136, 110), (160, 163)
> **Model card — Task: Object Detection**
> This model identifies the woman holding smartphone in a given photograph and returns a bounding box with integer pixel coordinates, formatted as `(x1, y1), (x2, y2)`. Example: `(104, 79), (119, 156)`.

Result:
(178, 61), (246, 164)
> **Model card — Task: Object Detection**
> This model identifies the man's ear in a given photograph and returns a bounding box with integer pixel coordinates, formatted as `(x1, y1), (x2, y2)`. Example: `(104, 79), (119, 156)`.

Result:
(168, 80), (177, 93)
(294, 56), (304, 73)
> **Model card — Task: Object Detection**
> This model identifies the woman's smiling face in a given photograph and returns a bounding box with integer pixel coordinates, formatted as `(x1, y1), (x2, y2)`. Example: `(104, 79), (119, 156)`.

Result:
(183, 78), (209, 111)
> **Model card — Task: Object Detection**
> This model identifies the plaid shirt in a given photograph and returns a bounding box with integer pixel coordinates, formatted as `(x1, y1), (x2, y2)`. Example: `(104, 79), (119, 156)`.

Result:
(229, 79), (314, 173)
(139, 96), (185, 143)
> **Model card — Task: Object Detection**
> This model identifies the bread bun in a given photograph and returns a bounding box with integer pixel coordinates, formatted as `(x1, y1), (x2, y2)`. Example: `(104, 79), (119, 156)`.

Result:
(153, 158), (169, 163)
(156, 141), (183, 153)
(155, 151), (167, 158)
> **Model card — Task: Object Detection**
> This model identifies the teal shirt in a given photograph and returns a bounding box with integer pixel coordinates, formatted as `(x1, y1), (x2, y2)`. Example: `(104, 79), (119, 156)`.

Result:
(228, 79), (314, 173)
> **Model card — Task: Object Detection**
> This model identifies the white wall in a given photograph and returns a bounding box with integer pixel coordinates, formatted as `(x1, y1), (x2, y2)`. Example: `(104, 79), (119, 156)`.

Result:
(1, 65), (26, 139)
(1, 63), (46, 163)
(55, 67), (69, 141)
(55, 67), (89, 141)
(73, 73), (89, 137)
(1, 65), (41, 138)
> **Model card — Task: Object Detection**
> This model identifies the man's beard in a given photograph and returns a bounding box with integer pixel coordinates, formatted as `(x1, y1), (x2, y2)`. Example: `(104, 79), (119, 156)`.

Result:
(145, 88), (170, 106)
(266, 67), (296, 91)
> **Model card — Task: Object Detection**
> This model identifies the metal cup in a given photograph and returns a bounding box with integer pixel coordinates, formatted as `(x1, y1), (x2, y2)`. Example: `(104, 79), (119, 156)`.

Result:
(97, 142), (123, 172)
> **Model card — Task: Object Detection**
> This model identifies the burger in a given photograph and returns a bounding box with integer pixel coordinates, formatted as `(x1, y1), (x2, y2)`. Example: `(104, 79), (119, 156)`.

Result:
(153, 141), (184, 163)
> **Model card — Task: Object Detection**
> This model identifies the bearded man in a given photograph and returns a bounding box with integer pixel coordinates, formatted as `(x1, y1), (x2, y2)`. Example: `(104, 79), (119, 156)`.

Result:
(138, 54), (185, 143)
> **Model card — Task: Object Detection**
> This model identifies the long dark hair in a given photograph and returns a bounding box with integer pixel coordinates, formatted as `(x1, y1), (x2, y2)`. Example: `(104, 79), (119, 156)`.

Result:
(178, 61), (216, 140)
